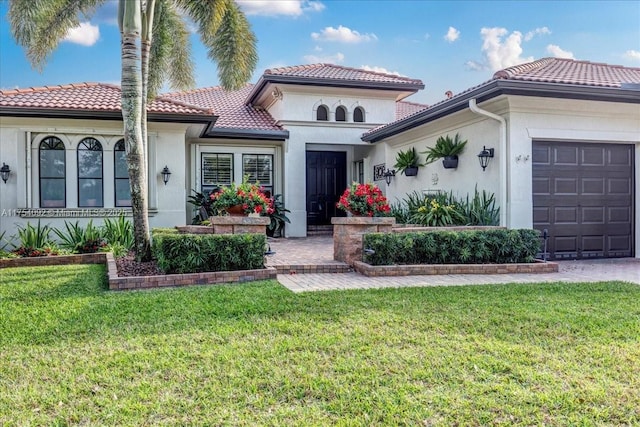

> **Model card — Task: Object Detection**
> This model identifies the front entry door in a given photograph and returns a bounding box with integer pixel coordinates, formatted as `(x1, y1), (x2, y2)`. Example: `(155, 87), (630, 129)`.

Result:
(306, 151), (347, 226)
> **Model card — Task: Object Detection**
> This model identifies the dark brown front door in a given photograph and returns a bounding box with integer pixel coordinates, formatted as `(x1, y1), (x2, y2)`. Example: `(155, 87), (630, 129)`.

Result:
(306, 151), (347, 226)
(532, 141), (634, 260)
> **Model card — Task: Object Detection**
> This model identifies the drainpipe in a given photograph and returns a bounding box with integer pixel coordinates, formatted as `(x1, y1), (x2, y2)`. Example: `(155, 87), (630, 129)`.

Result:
(468, 99), (508, 227)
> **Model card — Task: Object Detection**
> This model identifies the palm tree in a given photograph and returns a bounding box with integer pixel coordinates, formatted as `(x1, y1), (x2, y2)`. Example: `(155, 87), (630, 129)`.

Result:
(8, 0), (257, 260)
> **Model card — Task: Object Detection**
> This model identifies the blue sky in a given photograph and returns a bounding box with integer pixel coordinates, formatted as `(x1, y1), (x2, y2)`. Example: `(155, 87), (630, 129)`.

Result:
(0, 0), (639, 105)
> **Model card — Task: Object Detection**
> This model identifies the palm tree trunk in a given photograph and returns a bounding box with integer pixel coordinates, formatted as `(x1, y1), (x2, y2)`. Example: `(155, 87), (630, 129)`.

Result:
(120, 0), (151, 261)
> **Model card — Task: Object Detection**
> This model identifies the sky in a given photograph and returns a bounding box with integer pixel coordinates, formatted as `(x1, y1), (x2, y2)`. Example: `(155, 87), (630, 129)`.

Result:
(0, 0), (639, 106)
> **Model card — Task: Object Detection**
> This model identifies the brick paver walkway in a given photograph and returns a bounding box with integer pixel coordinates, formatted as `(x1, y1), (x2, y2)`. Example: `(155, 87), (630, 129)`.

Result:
(266, 236), (640, 293)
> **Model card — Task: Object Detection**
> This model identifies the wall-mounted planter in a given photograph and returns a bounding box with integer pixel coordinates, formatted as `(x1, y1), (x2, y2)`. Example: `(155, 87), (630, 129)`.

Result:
(442, 155), (459, 169)
(403, 166), (419, 176)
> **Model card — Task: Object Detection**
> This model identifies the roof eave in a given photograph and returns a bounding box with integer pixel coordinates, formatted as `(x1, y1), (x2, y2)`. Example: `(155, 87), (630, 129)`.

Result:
(362, 80), (640, 143)
(245, 75), (425, 105)
(0, 107), (217, 125)
(203, 127), (289, 141)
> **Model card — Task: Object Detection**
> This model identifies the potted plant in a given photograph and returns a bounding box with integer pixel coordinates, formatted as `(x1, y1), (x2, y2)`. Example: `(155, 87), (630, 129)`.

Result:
(209, 176), (272, 216)
(422, 133), (468, 169)
(394, 147), (424, 176)
(336, 182), (391, 217)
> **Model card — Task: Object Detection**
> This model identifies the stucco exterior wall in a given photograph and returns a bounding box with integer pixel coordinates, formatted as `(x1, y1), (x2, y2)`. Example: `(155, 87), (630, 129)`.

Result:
(0, 116), (190, 240)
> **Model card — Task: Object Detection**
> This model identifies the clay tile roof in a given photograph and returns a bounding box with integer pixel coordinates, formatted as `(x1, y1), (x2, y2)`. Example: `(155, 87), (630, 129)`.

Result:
(0, 82), (214, 116)
(493, 57), (640, 87)
(396, 100), (429, 120)
(264, 63), (424, 86)
(163, 84), (283, 131)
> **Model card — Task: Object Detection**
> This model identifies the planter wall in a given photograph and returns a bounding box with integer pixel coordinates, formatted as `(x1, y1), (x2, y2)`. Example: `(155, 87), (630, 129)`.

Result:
(209, 216), (270, 234)
(332, 216), (396, 266)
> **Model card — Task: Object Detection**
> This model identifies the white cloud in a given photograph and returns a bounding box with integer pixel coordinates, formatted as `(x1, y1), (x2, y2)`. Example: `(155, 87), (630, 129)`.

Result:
(480, 27), (533, 71)
(465, 60), (485, 71)
(311, 25), (377, 43)
(444, 26), (460, 42)
(424, 33), (430, 40)
(63, 22), (100, 46)
(303, 52), (345, 64)
(546, 44), (575, 59)
(524, 26), (551, 41)
(236, 0), (324, 17)
(361, 65), (403, 76)
(624, 49), (640, 61)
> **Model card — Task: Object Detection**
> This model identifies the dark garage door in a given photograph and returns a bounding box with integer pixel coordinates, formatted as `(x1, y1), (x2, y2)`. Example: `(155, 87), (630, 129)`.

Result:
(532, 141), (634, 260)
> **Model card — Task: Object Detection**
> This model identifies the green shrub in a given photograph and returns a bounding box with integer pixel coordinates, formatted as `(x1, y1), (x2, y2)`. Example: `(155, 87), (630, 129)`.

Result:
(53, 220), (106, 253)
(363, 228), (541, 265)
(102, 216), (134, 249)
(152, 231), (265, 274)
(459, 186), (500, 226)
(14, 221), (58, 257)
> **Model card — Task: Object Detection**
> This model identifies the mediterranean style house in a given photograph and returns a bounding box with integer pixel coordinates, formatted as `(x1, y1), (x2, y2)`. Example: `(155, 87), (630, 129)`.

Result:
(1, 58), (639, 260)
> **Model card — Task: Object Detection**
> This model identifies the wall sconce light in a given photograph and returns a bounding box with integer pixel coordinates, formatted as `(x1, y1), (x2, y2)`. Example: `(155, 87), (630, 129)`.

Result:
(383, 169), (396, 186)
(0, 163), (10, 184)
(477, 146), (494, 171)
(161, 166), (171, 185)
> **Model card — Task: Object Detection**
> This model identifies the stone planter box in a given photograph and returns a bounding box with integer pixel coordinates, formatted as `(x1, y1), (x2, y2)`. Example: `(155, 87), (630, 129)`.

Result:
(209, 216), (270, 235)
(176, 225), (213, 234)
(332, 216), (396, 266)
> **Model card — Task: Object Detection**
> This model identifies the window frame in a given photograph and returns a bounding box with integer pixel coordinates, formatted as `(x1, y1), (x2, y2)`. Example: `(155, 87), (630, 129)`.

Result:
(316, 105), (329, 121)
(39, 136), (66, 208)
(77, 137), (104, 208)
(113, 139), (132, 207)
(201, 153), (234, 194)
(335, 105), (347, 122)
(354, 106), (365, 123)
(242, 153), (274, 195)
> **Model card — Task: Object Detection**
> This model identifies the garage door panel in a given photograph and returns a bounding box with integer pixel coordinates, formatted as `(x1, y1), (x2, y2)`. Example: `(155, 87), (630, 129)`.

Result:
(554, 146), (579, 166)
(533, 141), (634, 260)
(582, 147), (606, 166)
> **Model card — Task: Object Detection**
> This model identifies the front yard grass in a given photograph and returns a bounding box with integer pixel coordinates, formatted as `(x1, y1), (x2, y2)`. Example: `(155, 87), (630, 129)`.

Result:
(1, 265), (639, 425)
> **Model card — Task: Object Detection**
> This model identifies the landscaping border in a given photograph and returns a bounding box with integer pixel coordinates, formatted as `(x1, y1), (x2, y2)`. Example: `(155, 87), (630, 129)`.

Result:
(353, 259), (558, 276)
(105, 253), (277, 290)
(0, 252), (277, 290)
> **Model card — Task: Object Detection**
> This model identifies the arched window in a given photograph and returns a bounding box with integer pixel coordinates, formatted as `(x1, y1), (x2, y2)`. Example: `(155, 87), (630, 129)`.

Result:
(77, 137), (103, 207)
(335, 105), (347, 122)
(316, 105), (328, 121)
(114, 139), (131, 207)
(39, 136), (66, 208)
(354, 106), (365, 123)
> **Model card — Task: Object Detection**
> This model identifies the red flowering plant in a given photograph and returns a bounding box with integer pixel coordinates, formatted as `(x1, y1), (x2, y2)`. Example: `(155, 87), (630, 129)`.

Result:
(336, 182), (391, 217)
(209, 175), (273, 215)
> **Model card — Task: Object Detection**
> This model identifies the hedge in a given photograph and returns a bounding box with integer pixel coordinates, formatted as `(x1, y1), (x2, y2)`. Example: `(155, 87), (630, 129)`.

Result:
(363, 229), (541, 266)
(151, 230), (266, 274)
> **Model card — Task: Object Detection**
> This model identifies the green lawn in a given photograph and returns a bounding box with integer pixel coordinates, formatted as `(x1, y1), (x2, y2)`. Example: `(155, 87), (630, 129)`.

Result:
(1, 265), (639, 426)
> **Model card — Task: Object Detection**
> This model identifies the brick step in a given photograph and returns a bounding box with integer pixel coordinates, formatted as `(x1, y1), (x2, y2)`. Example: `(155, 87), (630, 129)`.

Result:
(271, 263), (351, 274)
(307, 225), (333, 236)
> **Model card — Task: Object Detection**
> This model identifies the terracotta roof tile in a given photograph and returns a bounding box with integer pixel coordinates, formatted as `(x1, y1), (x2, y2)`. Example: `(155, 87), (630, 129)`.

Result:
(265, 63), (424, 86)
(396, 101), (429, 120)
(163, 84), (283, 131)
(493, 57), (640, 87)
(0, 82), (214, 116)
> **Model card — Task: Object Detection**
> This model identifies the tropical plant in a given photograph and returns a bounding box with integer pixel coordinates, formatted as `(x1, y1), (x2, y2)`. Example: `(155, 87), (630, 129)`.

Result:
(336, 182), (391, 217)
(53, 220), (106, 253)
(266, 194), (290, 237)
(13, 221), (58, 257)
(187, 189), (215, 224)
(409, 198), (466, 227)
(422, 133), (468, 164)
(460, 186), (500, 226)
(8, 0), (258, 261)
(209, 177), (272, 215)
(394, 147), (424, 175)
(102, 216), (135, 249)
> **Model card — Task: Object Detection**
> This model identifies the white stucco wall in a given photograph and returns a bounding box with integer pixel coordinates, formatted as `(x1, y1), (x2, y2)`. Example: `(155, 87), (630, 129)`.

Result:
(371, 95), (640, 256)
(0, 116), (190, 241)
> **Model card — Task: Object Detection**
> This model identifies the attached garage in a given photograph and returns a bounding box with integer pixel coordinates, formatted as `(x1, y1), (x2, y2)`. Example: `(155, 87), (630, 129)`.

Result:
(532, 141), (635, 260)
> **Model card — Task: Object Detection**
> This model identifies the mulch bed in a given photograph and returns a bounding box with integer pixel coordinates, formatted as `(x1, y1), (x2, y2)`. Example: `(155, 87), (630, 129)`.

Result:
(115, 252), (164, 277)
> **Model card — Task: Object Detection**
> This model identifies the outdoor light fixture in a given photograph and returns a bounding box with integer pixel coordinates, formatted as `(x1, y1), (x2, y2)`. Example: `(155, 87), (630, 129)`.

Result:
(383, 168), (396, 186)
(161, 165), (172, 185)
(0, 163), (10, 184)
(477, 146), (494, 171)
